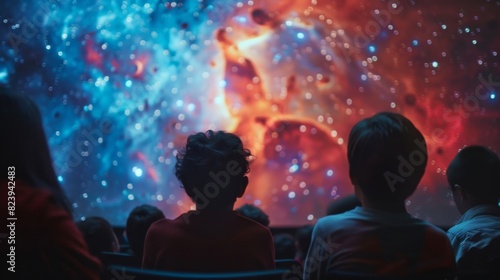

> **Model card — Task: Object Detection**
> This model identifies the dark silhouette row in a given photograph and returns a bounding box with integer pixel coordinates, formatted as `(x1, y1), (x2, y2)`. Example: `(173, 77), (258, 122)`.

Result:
(1, 88), (499, 279)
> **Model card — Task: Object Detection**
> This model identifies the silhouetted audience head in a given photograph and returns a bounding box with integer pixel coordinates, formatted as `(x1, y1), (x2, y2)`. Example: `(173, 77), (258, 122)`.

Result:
(175, 130), (253, 210)
(126, 204), (165, 257)
(0, 87), (71, 213)
(0, 88), (101, 278)
(348, 112), (427, 209)
(77, 216), (119, 256)
(326, 194), (361, 216)
(236, 204), (270, 227)
(295, 225), (314, 263)
(273, 233), (296, 259)
(447, 145), (500, 214)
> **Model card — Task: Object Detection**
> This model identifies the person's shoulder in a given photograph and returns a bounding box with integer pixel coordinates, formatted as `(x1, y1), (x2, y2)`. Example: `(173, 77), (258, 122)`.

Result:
(11, 184), (64, 219)
(235, 213), (272, 234)
(448, 215), (500, 238)
(146, 216), (177, 235)
(149, 211), (204, 230)
(318, 212), (350, 223)
(447, 221), (466, 236)
(150, 216), (169, 226)
(410, 218), (450, 240)
(236, 213), (267, 228)
(11, 182), (54, 204)
(426, 223), (449, 236)
(318, 208), (361, 225)
(314, 210), (360, 235)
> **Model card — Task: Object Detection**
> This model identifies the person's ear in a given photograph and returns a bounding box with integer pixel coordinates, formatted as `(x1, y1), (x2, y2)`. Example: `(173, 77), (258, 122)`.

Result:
(453, 184), (465, 200)
(237, 176), (248, 198)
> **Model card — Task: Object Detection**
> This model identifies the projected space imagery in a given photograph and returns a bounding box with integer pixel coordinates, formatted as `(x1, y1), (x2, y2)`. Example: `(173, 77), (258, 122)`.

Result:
(1, 0), (499, 226)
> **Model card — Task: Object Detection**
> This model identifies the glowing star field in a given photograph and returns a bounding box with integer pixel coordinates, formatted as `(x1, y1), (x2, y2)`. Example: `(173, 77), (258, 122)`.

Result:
(1, 0), (499, 226)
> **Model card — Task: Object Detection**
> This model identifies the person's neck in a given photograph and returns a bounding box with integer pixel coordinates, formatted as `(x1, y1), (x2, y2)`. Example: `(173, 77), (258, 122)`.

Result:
(361, 199), (407, 213)
(196, 203), (234, 212)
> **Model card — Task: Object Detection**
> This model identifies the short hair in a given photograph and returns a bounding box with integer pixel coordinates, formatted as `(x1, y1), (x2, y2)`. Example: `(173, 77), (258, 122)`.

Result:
(236, 204), (270, 227)
(447, 145), (500, 202)
(126, 205), (165, 257)
(295, 225), (314, 257)
(347, 112), (427, 201)
(175, 130), (253, 206)
(0, 88), (71, 213)
(77, 217), (116, 256)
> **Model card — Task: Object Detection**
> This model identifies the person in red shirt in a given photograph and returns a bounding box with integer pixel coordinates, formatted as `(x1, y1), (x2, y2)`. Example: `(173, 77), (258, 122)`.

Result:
(142, 130), (275, 272)
(0, 88), (102, 279)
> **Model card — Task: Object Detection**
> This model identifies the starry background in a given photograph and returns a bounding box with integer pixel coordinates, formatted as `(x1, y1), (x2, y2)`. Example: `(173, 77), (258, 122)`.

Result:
(0, 0), (499, 226)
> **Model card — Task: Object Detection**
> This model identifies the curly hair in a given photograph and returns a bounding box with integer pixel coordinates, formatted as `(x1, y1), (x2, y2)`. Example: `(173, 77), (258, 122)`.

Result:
(175, 130), (253, 203)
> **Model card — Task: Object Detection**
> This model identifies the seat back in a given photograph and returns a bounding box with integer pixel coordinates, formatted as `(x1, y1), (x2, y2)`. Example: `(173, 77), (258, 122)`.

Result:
(325, 271), (455, 280)
(106, 266), (289, 280)
(98, 252), (141, 268)
(274, 259), (302, 270)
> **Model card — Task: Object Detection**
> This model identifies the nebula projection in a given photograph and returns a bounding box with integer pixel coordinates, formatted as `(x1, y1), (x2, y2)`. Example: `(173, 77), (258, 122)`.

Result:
(1, 0), (499, 226)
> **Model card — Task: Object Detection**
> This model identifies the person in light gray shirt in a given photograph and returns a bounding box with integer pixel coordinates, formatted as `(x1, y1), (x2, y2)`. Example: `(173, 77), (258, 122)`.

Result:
(447, 145), (500, 275)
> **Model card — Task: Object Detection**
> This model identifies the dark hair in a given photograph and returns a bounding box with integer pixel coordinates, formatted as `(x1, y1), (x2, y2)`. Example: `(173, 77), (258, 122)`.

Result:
(274, 233), (296, 259)
(175, 130), (253, 206)
(236, 204), (270, 227)
(295, 225), (314, 259)
(0, 88), (71, 213)
(77, 216), (117, 256)
(447, 145), (500, 202)
(126, 205), (165, 257)
(347, 112), (427, 201)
